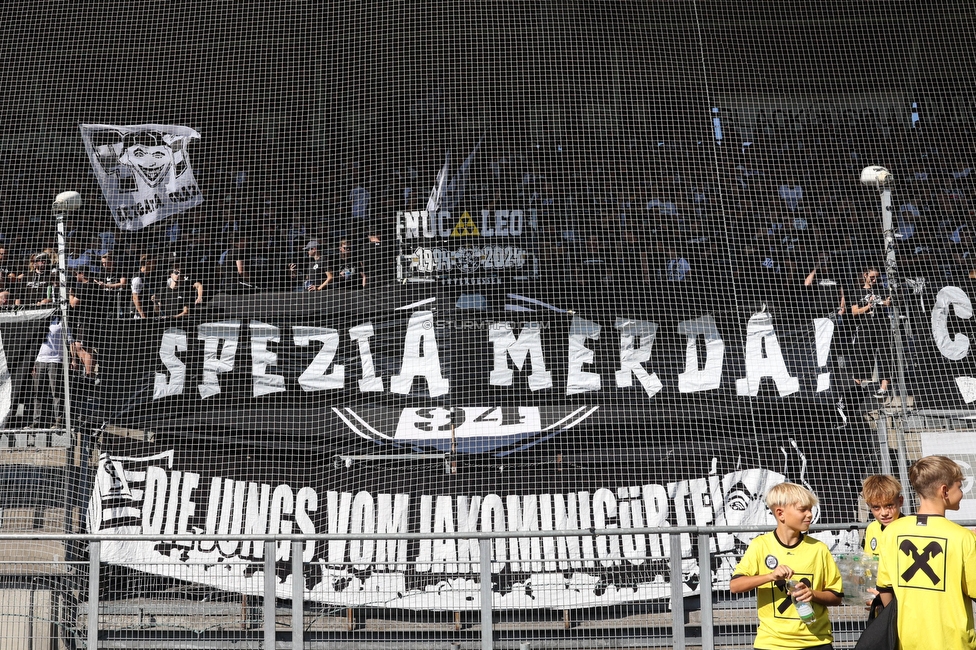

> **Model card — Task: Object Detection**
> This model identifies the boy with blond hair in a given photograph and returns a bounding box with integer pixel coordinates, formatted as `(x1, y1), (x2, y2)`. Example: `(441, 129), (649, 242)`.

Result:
(876, 456), (976, 649)
(731, 483), (843, 650)
(861, 474), (904, 557)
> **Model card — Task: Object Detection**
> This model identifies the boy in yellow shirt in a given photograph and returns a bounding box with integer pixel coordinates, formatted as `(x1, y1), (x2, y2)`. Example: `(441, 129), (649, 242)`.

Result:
(876, 456), (976, 650)
(731, 483), (843, 650)
(861, 475), (904, 557)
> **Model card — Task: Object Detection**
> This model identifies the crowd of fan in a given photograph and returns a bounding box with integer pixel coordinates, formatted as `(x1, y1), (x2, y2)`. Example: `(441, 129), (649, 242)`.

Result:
(0, 125), (973, 322)
(0, 204), (391, 319)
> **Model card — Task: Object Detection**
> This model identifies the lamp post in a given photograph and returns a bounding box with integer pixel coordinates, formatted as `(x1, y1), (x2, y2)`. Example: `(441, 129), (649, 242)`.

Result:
(51, 191), (82, 450)
(860, 166), (912, 503)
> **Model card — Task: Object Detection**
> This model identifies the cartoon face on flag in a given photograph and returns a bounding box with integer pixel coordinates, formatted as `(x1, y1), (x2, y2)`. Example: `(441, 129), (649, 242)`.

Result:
(80, 124), (204, 231)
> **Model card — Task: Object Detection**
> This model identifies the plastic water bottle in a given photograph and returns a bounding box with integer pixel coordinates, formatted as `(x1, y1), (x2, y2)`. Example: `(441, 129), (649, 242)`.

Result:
(837, 555), (860, 604)
(851, 555), (867, 603)
(834, 554), (851, 603)
(861, 555), (879, 602)
(787, 580), (817, 625)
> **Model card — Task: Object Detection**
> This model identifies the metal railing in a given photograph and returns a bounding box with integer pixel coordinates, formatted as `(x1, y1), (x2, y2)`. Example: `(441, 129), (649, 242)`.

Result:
(0, 521), (907, 649)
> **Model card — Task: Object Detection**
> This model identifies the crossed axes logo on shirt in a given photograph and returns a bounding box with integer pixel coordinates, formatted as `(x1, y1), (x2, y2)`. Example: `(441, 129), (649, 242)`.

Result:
(776, 577), (812, 614)
(900, 539), (943, 585)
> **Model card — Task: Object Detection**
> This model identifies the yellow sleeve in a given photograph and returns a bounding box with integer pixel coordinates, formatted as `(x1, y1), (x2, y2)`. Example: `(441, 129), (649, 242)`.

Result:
(821, 546), (843, 593)
(732, 535), (763, 578)
(862, 520), (877, 555)
(876, 535), (892, 589)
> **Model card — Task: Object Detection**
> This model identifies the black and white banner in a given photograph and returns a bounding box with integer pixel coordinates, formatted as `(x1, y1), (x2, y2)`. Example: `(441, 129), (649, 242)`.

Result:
(0, 308), (58, 434)
(81, 282), (976, 447)
(6, 276), (970, 608)
(88, 433), (864, 609)
(80, 123), (204, 231)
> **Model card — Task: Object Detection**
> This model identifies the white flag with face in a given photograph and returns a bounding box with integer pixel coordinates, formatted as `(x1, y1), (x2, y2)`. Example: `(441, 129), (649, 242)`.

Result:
(80, 124), (204, 231)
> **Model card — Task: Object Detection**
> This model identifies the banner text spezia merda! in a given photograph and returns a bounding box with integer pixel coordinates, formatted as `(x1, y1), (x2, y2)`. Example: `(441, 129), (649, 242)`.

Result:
(141, 284), (976, 407)
(150, 311), (832, 402)
(89, 442), (862, 609)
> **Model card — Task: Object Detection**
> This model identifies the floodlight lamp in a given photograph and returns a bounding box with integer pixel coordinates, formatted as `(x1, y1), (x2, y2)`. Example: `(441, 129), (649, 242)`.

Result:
(860, 166), (892, 189)
(53, 191), (82, 213)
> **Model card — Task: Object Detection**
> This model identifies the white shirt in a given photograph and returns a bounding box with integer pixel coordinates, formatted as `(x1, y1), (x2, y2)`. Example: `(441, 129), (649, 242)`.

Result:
(35, 319), (65, 364)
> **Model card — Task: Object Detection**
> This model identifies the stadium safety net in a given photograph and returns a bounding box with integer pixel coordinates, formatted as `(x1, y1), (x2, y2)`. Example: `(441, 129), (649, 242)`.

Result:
(0, 1), (974, 647)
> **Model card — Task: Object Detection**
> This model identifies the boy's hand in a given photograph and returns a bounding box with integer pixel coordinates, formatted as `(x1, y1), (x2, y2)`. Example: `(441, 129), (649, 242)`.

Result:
(769, 564), (794, 582)
(865, 586), (879, 609)
(792, 581), (813, 603)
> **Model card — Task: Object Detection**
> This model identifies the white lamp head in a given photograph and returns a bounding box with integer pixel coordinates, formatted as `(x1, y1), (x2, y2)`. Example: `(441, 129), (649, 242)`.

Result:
(52, 191), (83, 213)
(860, 166), (892, 189)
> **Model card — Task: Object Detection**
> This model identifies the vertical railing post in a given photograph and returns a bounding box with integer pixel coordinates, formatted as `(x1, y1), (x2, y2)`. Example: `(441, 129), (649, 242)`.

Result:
(479, 537), (493, 650)
(54, 205), (75, 443)
(876, 417), (893, 475)
(292, 540), (304, 649)
(698, 532), (714, 650)
(669, 531), (685, 648)
(265, 540), (276, 648)
(88, 539), (100, 650)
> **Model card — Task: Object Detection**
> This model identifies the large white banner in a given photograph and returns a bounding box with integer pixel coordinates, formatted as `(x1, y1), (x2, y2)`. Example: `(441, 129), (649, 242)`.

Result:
(80, 123), (204, 231)
(88, 447), (861, 609)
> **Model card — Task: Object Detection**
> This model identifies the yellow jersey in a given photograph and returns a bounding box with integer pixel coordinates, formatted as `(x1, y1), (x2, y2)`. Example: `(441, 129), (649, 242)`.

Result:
(732, 531), (843, 650)
(876, 514), (976, 650)
(863, 519), (884, 557)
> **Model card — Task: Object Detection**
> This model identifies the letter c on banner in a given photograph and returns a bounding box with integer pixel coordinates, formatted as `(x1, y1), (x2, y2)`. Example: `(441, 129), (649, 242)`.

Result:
(932, 286), (973, 360)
